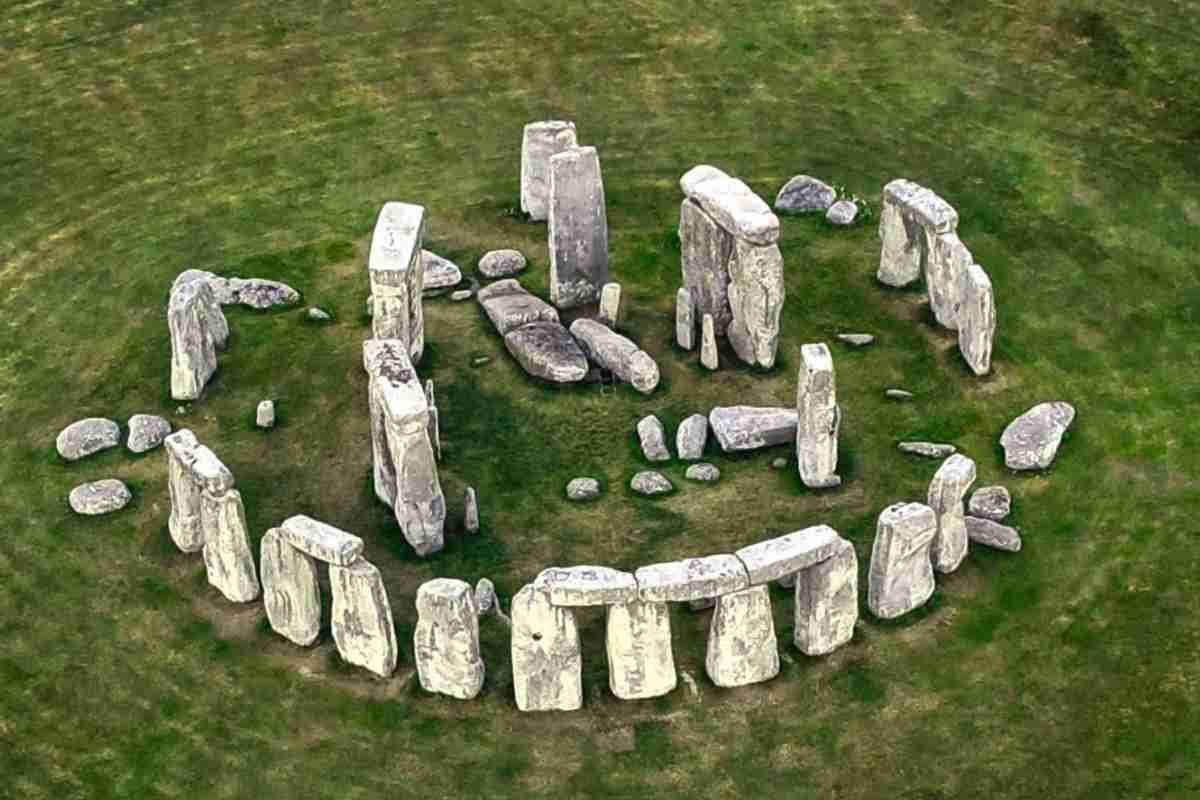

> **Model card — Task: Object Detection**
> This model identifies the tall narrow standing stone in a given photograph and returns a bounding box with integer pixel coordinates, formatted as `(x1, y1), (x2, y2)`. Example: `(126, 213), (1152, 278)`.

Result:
(927, 454), (977, 573)
(164, 430), (203, 553)
(464, 487), (480, 534)
(796, 343), (841, 489)
(330, 557), (398, 678)
(260, 528), (321, 646)
(168, 280), (224, 401)
(606, 600), (677, 700)
(414, 578), (486, 700)
(368, 202), (426, 363)
(958, 263), (996, 376)
(675, 287), (696, 350)
(793, 538), (858, 656)
(701, 314), (719, 370)
(200, 488), (261, 603)
(511, 585), (582, 711)
(520, 121), (578, 221)
(679, 198), (734, 336)
(726, 239), (785, 369)
(868, 502), (938, 619)
(547, 146), (609, 309)
(705, 585), (779, 687)
(598, 282), (622, 327)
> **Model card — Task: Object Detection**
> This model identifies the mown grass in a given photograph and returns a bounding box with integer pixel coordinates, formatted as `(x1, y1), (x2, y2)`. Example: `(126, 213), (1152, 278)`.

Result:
(1, 0), (1198, 797)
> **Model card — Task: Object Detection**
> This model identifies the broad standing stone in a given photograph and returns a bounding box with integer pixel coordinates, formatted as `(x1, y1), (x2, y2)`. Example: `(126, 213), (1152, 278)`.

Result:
(926, 232), (973, 329)
(796, 343), (841, 489)
(127, 414), (171, 454)
(548, 145), (609, 308)
(414, 578), (485, 700)
(168, 280), (224, 401)
(569, 318), (659, 394)
(793, 538), (858, 655)
(675, 287), (696, 350)
(637, 415), (670, 462)
(876, 179), (958, 288)
(968, 486), (1011, 521)
(927, 454), (977, 574)
(330, 557), (398, 678)
(503, 320), (589, 383)
(260, 527), (321, 646)
(606, 599), (676, 700)
(706, 585), (779, 688)
(57, 417), (121, 461)
(464, 487), (480, 534)
(958, 263), (996, 376)
(280, 514), (365, 566)
(597, 282), (621, 327)
(164, 429), (203, 552)
(774, 175), (836, 213)
(68, 479), (132, 515)
(200, 489), (261, 603)
(966, 516), (1022, 552)
(520, 121), (578, 221)
(701, 314), (719, 370)
(511, 585), (582, 711)
(868, 502), (938, 619)
(709, 406), (798, 452)
(726, 239), (785, 369)
(368, 201), (425, 363)
(1000, 402), (1076, 470)
(255, 400), (275, 429)
(675, 413), (709, 461)
(679, 198), (734, 336)
(476, 279), (559, 336)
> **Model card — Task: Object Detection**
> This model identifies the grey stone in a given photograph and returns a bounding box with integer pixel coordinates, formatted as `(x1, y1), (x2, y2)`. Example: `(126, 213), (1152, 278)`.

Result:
(678, 164), (728, 196)
(771, 457), (788, 469)
(927, 454), (977, 574)
(684, 463), (720, 482)
(825, 199), (858, 225)
(735, 524), (842, 585)
(675, 414), (709, 460)
(566, 477), (601, 501)
(705, 585), (779, 688)
(471, 356), (491, 367)
(330, 557), (399, 678)
(836, 333), (874, 347)
(726, 239), (785, 368)
(450, 289), (474, 302)
(474, 578), (499, 616)
(926, 232), (973, 329)
(548, 145), (609, 308)
(877, 179), (959, 288)
(479, 249), (527, 279)
(968, 486), (1011, 521)
(898, 441), (957, 459)
(511, 585), (582, 711)
(520, 121), (578, 221)
(55, 418), (121, 461)
(796, 343), (841, 489)
(306, 307), (331, 322)
(503, 321), (589, 383)
(679, 199), (734, 336)
(536, 566), (638, 607)
(476, 279), (559, 336)
(255, 400), (275, 429)
(886, 389), (914, 401)
(368, 201), (425, 362)
(260, 527), (321, 646)
(569, 318), (659, 394)
(793, 537), (858, 656)
(68, 479), (131, 516)
(681, 165), (780, 246)
(636, 415), (670, 462)
(280, 514), (364, 566)
(597, 282), (621, 327)
(966, 516), (1022, 552)
(635, 554), (749, 603)
(709, 406), (798, 452)
(630, 471), (673, 496)
(464, 487), (480, 534)
(164, 429), (203, 552)
(959, 263), (996, 375)
(700, 314), (719, 370)
(868, 502), (938, 619)
(172, 270), (299, 309)
(126, 414), (170, 454)
(1000, 401), (1076, 470)
(189, 445), (234, 495)
(675, 287), (696, 350)
(168, 280), (223, 400)
(422, 250), (462, 290)
(415, 578), (485, 700)
(201, 488), (260, 603)
(606, 600), (677, 700)
(774, 175), (836, 213)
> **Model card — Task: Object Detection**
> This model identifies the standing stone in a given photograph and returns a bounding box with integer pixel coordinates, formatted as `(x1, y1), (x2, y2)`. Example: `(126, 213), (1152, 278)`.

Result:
(503, 320), (590, 383)
(330, 557), (398, 678)
(793, 538), (858, 656)
(958, 263), (996, 376)
(876, 179), (958, 288)
(414, 578), (486, 700)
(606, 600), (676, 700)
(68, 479), (132, 516)
(368, 201), (425, 363)
(675, 287), (697, 350)
(164, 430), (203, 552)
(548, 146), (609, 308)
(927, 454), (977, 574)
(260, 527), (321, 646)
(569, 318), (659, 394)
(796, 343), (841, 489)
(868, 502), (938, 619)
(700, 314), (719, 370)
(464, 487), (480, 534)
(127, 414), (171, 454)
(774, 175), (836, 213)
(520, 121), (578, 221)
(511, 585), (582, 711)
(734, 524), (843, 585)
(200, 489), (261, 603)
(726, 239), (785, 369)
(598, 282), (622, 327)
(636, 415), (670, 462)
(427, 405), (441, 462)
(709, 406), (798, 452)
(255, 400), (275, 429)
(679, 198), (734, 336)
(966, 516), (1022, 552)
(705, 585), (779, 688)
(926, 232), (973, 329)
(475, 578), (499, 616)
(675, 414), (709, 461)
(968, 486), (1011, 521)
(57, 417), (121, 461)
(168, 280), (224, 400)
(476, 279), (559, 336)
(1000, 401), (1076, 470)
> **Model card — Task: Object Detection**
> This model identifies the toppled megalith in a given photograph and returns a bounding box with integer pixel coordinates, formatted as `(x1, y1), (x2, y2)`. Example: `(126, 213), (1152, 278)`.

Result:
(709, 406), (798, 452)
(168, 279), (227, 400)
(368, 202), (425, 363)
(511, 585), (583, 711)
(503, 320), (589, 384)
(520, 121), (578, 221)
(164, 430), (203, 552)
(330, 557), (398, 678)
(793, 538), (859, 656)
(260, 527), (321, 647)
(569, 318), (660, 394)
(927, 454), (977, 574)
(959, 263), (996, 375)
(868, 502), (938, 619)
(363, 339), (446, 556)
(1000, 401), (1076, 470)
(548, 145), (609, 309)
(796, 343), (841, 489)
(476, 279), (560, 336)
(705, 585), (779, 688)
(606, 599), (677, 700)
(414, 578), (486, 700)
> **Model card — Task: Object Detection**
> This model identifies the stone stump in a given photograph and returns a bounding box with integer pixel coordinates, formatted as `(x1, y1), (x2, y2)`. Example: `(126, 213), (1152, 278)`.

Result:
(368, 201), (426, 363)
(675, 287), (696, 350)
(414, 578), (486, 700)
(701, 314), (718, 370)
(705, 585), (779, 687)
(548, 145), (609, 309)
(927, 454), (977, 573)
(796, 343), (841, 489)
(868, 502), (938, 619)
(598, 282), (621, 327)
(260, 528), (321, 646)
(330, 557), (398, 678)
(511, 585), (582, 711)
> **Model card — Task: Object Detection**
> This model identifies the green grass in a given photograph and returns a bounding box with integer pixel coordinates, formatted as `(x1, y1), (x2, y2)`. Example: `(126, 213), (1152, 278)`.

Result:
(2, 0), (1199, 797)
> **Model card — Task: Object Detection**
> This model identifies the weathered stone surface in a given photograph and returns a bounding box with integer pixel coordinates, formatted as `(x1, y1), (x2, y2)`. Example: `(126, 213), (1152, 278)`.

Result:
(684, 463), (720, 482)
(709, 406), (798, 452)
(427, 405), (441, 462)
(168, 280), (224, 400)
(56, 417), (121, 461)
(927, 454), (977, 573)
(566, 477), (601, 501)
(679, 199), (734, 336)
(548, 145), (609, 308)
(165, 429), (203, 552)
(190, 445), (234, 495)
(536, 566), (638, 607)
(260, 527), (321, 646)
(772, 457), (788, 469)
(966, 516), (1022, 552)
(675, 414), (709, 461)
(368, 202), (425, 363)
(926, 232), (973, 329)
(255, 400), (275, 429)
(598, 282), (621, 327)
(127, 414), (170, 454)
(898, 441), (957, 459)
(280, 514), (364, 566)
(520, 121), (578, 221)
(606, 600), (677, 700)
(630, 471), (673, 496)
(683, 167), (780, 246)
(726, 240), (785, 369)
(330, 557), (398, 678)
(478, 249), (527, 278)
(735, 524), (842, 585)
(476, 279), (559, 336)
(679, 164), (728, 196)
(169, 271), (230, 347)
(706, 585), (779, 687)
(201, 489), (261, 603)
(415, 578), (485, 700)
(868, 502), (938, 619)
(306, 306), (331, 322)
(464, 487), (480, 534)
(877, 179), (959, 287)
(475, 578), (499, 616)
(569, 318), (659, 394)
(968, 486), (1011, 521)
(172, 269), (299, 309)
(636, 554), (749, 603)
(637, 415), (670, 462)
(675, 287), (697, 350)
(826, 199), (858, 225)
(450, 289), (474, 302)
(836, 333), (874, 347)
(959, 263), (996, 376)
(68, 479), (131, 515)
(504, 321), (589, 383)
(774, 175), (836, 213)
(422, 250), (462, 290)
(793, 537), (858, 656)
(511, 585), (582, 711)
(1001, 402), (1076, 470)
(796, 343), (841, 489)
(886, 389), (914, 401)
(700, 314), (719, 370)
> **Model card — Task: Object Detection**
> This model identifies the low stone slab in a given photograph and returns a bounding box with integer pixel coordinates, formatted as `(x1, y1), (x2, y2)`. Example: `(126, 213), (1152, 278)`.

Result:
(127, 414), (170, 454)
(511, 585), (582, 711)
(280, 514), (364, 566)
(630, 471), (673, 496)
(898, 441), (956, 459)
(330, 558), (398, 678)
(201, 489), (261, 603)
(57, 418), (121, 461)
(68, 479), (131, 515)
(684, 463), (720, 482)
(415, 578), (485, 700)
(709, 406), (798, 452)
(476, 279), (559, 336)
(968, 486), (1011, 521)
(261, 527), (321, 646)
(536, 566), (638, 607)
(636, 415), (670, 461)
(503, 321), (589, 383)
(927, 454), (977, 574)
(774, 175), (835, 213)
(793, 537), (858, 656)
(479, 249), (527, 278)
(836, 333), (874, 347)
(606, 600), (677, 700)
(868, 502), (938, 619)
(566, 477), (600, 500)
(172, 269), (300, 308)
(422, 250), (462, 289)
(682, 166), (780, 246)
(569, 318), (659, 394)
(636, 554), (749, 603)
(1000, 401), (1075, 470)
(706, 585), (779, 687)
(735, 524), (842, 585)
(966, 516), (1022, 552)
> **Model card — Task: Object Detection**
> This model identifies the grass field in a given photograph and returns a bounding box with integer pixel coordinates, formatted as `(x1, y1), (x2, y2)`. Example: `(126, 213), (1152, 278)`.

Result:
(2, 1), (1199, 797)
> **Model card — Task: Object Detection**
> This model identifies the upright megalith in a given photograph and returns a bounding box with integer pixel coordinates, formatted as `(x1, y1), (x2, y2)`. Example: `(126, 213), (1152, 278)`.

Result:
(877, 179), (959, 288)
(598, 282), (621, 327)
(793, 538), (858, 656)
(168, 279), (226, 400)
(958, 264), (996, 375)
(927, 454), (977, 574)
(700, 314), (719, 370)
(164, 429), (203, 552)
(680, 196), (735, 336)
(868, 502), (938, 619)
(548, 145), (609, 308)
(796, 343), (841, 489)
(705, 585), (779, 687)
(368, 202), (425, 363)
(414, 578), (486, 700)
(926, 231), (974, 330)
(570, 318), (659, 394)
(363, 339), (446, 556)
(200, 487), (260, 603)
(511, 585), (583, 711)
(675, 287), (696, 350)
(520, 121), (578, 221)
(606, 599), (677, 700)
(330, 557), (398, 678)
(260, 527), (321, 647)
(725, 239), (785, 369)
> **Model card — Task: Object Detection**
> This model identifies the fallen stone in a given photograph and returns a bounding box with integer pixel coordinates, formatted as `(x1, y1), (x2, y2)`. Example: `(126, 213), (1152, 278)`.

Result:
(709, 406), (798, 452)
(450, 289), (474, 302)
(836, 333), (874, 347)
(126, 414), (170, 454)
(927, 454), (977, 573)
(368, 202), (425, 363)
(566, 477), (601, 501)
(675, 287), (697, 350)
(479, 249), (527, 278)
(682, 166), (780, 246)
(825, 199), (858, 225)
(201, 489), (261, 603)
(598, 282), (621, 327)
(700, 314), (719, 370)
(475, 578), (499, 616)
(255, 400), (275, 429)
(886, 389), (914, 401)
(476, 279), (559, 336)
(260, 527), (321, 646)
(280, 514), (365, 566)
(968, 486), (1011, 521)
(868, 502), (938, 619)
(675, 414), (709, 460)
(631, 471), (673, 496)
(958, 264), (996, 375)
(926, 232), (973, 329)
(569, 318), (659, 394)
(793, 537), (858, 655)
(511, 585), (582, 711)
(796, 343), (841, 489)
(1000, 401), (1076, 470)
(898, 441), (957, 459)
(415, 578), (485, 699)
(548, 145), (609, 308)
(735, 524), (842, 585)
(520, 121), (578, 221)
(306, 307), (331, 322)
(172, 270), (299, 309)
(330, 557), (399, 678)
(68, 479), (131, 515)
(771, 457), (788, 469)
(877, 178), (958, 288)
(536, 566), (638, 606)
(706, 585), (779, 688)
(684, 463), (720, 482)
(726, 239), (785, 368)
(774, 175), (836, 213)
(422, 250), (462, 290)
(464, 487), (480, 534)
(168, 280), (223, 400)
(606, 600), (677, 700)
(503, 320), (589, 383)
(636, 415), (670, 462)
(164, 429), (203, 552)
(965, 516), (1022, 552)
(635, 554), (748, 603)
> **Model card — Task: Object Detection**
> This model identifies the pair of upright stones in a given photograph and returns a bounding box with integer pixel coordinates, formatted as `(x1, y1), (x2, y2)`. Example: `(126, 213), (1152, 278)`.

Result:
(510, 526), (857, 712)
(168, 276), (229, 400)
(675, 165), (785, 369)
(877, 179), (996, 375)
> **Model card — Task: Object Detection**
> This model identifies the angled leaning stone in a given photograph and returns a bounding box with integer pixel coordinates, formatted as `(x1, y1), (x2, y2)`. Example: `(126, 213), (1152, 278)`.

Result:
(280, 514), (364, 566)
(415, 578), (485, 700)
(511, 585), (582, 712)
(330, 557), (398, 678)
(260, 527), (321, 646)
(635, 554), (749, 603)
(706, 585), (779, 688)
(536, 565), (638, 607)
(606, 599), (677, 700)
(793, 537), (858, 656)
(868, 502), (938, 619)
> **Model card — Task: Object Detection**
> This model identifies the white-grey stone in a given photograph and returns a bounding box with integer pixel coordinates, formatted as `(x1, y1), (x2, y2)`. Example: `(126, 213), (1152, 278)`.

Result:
(476, 279), (559, 336)
(726, 239), (785, 369)
(171, 270), (230, 346)
(569, 318), (659, 394)
(825, 199), (858, 225)
(511, 585), (582, 711)
(56, 417), (121, 461)
(306, 306), (331, 321)
(260, 527), (321, 646)
(566, 477), (601, 501)
(966, 516), (1022, 552)
(675, 287), (696, 350)
(172, 269), (299, 309)
(706, 585), (779, 688)
(1000, 401), (1076, 470)
(548, 145), (609, 308)
(330, 557), (398, 678)
(279, 514), (364, 566)
(679, 198), (734, 336)
(868, 502), (938, 619)
(415, 578), (485, 700)
(368, 201), (425, 363)
(700, 314), (719, 370)
(630, 471), (673, 496)
(168, 280), (223, 401)
(127, 414), (170, 454)
(597, 282), (621, 327)
(898, 441), (957, 459)
(478, 249), (527, 278)
(189, 445), (234, 495)
(684, 463), (720, 482)
(926, 232), (973, 329)
(927, 454), (977, 574)
(675, 414), (709, 460)
(255, 400), (275, 429)
(735, 524), (842, 585)
(959, 263), (996, 375)
(536, 566), (638, 607)
(877, 178), (959, 288)
(68, 479), (131, 516)
(796, 343), (841, 489)
(836, 333), (874, 347)
(886, 389), (914, 401)
(164, 429), (203, 552)
(709, 406), (798, 452)
(422, 250), (462, 290)
(520, 120), (578, 221)
(793, 537), (858, 656)
(606, 600), (676, 700)
(637, 415), (670, 462)
(968, 486), (1011, 521)
(201, 488), (260, 603)
(474, 578), (499, 616)
(681, 166), (780, 246)
(774, 175), (836, 213)
(504, 320), (589, 383)
(635, 554), (749, 603)
(464, 487), (480, 534)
